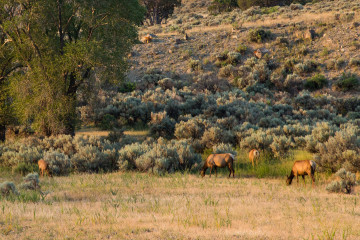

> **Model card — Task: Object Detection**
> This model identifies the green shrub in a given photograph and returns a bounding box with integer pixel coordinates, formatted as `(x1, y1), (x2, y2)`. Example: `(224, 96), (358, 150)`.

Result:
(19, 173), (40, 190)
(237, 0), (293, 10)
(333, 73), (359, 91)
(100, 114), (118, 130)
(118, 143), (152, 170)
(0, 181), (18, 196)
(149, 112), (175, 139)
(208, 0), (238, 14)
(212, 143), (237, 156)
(236, 44), (248, 54)
(349, 58), (360, 67)
(248, 28), (272, 43)
(12, 162), (38, 176)
(326, 168), (357, 194)
(227, 52), (241, 64)
(44, 151), (71, 176)
(304, 74), (328, 90)
(316, 124), (360, 172)
(174, 119), (205, 139)
(118, 82), (136, 93)
(188, 59), (202, 71)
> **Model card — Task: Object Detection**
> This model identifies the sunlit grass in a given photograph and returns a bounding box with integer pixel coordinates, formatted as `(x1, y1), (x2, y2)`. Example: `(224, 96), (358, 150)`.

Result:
(1, 172), (359, 239)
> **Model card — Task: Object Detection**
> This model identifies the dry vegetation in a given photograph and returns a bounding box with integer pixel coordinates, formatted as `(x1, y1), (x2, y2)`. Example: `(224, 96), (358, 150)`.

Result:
(1, 171), (359, 240)
(1, 0), (360, 239)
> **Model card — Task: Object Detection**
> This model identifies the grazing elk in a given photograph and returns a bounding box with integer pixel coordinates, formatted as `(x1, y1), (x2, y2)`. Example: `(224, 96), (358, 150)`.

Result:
(249, 149), (260, 168)
(201, 153), (235, 178)
(38, 159), (51, 177)
(142, 35), (152, 44)
(286, 160), (316, 187)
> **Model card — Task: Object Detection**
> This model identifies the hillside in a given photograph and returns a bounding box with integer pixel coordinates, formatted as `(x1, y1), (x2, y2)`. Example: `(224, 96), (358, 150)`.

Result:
(128, 0), (360, 96)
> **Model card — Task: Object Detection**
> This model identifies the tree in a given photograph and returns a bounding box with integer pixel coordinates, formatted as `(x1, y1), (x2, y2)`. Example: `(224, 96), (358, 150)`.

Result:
(208, 0), (238, 14)
(0, 0), (145, 137)
(237, 0), (293, 10)
(141, 0), (181, 25)
(0, 27), (17, 141)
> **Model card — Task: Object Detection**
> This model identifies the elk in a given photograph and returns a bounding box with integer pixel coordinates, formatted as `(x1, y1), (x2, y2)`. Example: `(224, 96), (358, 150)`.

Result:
(38, 159), (51, 177)
(286, 160), (316, 187)
(249, 149), (260, 168)
(142, 35), (152, 44)
(200, 153), (235, 178)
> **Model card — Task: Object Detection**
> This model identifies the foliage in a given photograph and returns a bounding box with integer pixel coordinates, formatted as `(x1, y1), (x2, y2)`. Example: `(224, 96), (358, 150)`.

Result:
(304, 74), (328, 91)
(44, 151), (71, 176)
(117, 139), (200, 174)
(142, 0), (181, 25)
(212, 143), (237, 156)
(19, 173), (40, 190)
(208, 0), (238, 14)
(248, 29), (272, 43)
(0, 0), (145, 136)
(333, 73), (359, 91)
(0, 181), (18, 196)
(326, 168), (357, 194)
(316, 124), (360, 172)
(237, 0), (293, 10)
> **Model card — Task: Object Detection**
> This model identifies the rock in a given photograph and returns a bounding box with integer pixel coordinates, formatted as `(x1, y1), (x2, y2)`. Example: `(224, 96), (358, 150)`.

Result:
(304, 29), (316, 40)
(294, 29), (316, 40)
(254, 48), (270, 59)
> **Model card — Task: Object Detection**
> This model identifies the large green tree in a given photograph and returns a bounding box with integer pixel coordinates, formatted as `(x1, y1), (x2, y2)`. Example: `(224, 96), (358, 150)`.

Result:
(141, 0), (181, 25)
(0, 0), (144, 138)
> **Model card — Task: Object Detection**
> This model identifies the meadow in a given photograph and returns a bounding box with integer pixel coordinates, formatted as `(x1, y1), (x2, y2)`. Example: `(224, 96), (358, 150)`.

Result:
(1, 150), (359, 240)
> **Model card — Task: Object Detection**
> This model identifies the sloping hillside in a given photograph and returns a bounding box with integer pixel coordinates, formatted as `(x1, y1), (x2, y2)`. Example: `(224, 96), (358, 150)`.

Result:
(127, 0), (360, 97)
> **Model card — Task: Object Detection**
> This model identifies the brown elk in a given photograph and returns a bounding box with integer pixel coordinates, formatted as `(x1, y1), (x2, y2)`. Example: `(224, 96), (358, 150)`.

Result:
(142, 36), (152, 44)
(38, 159), (51, 177)
(249, 149), (260, 168)
(200, 153), (235, 178)
(286, 160), (316, 187)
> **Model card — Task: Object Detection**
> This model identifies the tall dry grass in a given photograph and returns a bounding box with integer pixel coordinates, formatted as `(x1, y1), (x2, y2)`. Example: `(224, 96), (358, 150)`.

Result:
(1, 170), (359, 239)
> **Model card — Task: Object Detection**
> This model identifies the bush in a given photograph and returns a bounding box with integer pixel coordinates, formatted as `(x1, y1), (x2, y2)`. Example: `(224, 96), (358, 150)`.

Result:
(0, 181), (18, 196)
(44, 151), (71, 176)
(240, 130), (273, 151)
(304, 74), (327, 91)
(72, 146), (115, 172)
(118, 82), (136, 93)
(118, 143), (152, 170)
(227, 51), (241, 64)
(326, 168), (357, 194)
(201, 127), (235, 148)
(149, 112), (176, 139)
(19, 173), (40, 190)
(236, 44), (247, 54)
(316, 124), (360, 172)
(248, 28), (272, 43)
(237, 0), (293, 10)
(173, 140), (202, 171)
(12, 162), (38, 176)
(270, 136), (291, 157)
(118, 139), (201, 174)
(208, 0), (238, 14)
(100, 114), (118, 130)
(333, 73), (359, 91)
(212, 143), (237, 156)
(188, 59), (202, 71)
(174, 119), (205, 139)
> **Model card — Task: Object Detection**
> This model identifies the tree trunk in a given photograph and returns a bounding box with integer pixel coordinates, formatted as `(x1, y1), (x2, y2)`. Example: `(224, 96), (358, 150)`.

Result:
(63, 73), (78, 136)
(0, 124), (5, 142)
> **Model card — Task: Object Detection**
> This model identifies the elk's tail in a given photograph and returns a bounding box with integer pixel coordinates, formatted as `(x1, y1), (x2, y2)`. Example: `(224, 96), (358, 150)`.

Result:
(310, 160), (316, 172)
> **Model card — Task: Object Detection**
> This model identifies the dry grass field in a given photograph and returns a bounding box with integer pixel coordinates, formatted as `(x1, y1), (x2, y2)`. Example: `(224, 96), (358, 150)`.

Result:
(1, 168), (359, 240)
